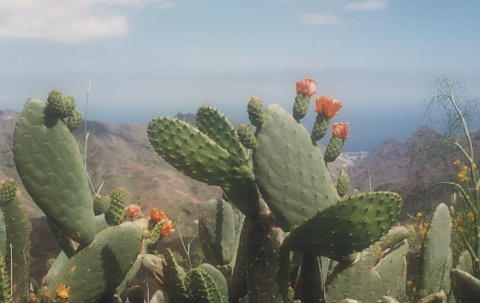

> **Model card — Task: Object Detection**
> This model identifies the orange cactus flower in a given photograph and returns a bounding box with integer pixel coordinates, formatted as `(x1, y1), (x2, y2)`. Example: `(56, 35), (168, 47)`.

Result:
(125, 204), (141, 218)
(315, 96), (342, 118)
(150, 208), (166, 223)
(331, 122), (350, 140)
(160, 218), (175, 237)
(56, 284), (70, 299)
(296, 78), (317, 97)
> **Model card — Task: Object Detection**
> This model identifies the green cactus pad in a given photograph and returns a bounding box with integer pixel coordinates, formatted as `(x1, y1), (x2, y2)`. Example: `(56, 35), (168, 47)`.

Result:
(142, 254), (164, 277)
(294, 254), (324, 302)
(187, 267), (225, 303)
(148, 116), (260, 218)
(199, 199), (236, 266)
(246, 217), (288, 303)
(450, 268), (480, 301)
(163, 248), (189, 303)
(325, 226), (410, 302)
(456, 250), (473, 274)
(42, 251), (69, 286)
(1, 193), (31, 301)
(196, 106), (250, 167)
(421, 203), (452, 295)
(147, 116), (254, 187)
(47, 217), (76, 258)
(282, 191), (402, 259)
(13, 99), (95, 245)
(197, 263), (229, 303)
(228, 218), (249, 302)
(253, 104), (340, 231)
(48, 222), (143, 303)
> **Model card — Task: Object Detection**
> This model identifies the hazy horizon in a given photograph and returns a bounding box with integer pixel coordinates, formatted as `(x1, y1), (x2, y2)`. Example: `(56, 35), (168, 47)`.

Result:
(1, 1), (479, 152)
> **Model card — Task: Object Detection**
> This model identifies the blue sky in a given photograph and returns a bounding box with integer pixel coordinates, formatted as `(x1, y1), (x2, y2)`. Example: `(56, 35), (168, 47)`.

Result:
(1, 0), (479, 151)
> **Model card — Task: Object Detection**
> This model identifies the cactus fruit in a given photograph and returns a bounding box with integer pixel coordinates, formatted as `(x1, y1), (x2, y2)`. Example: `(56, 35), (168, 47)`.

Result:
(45, 90), (76, 119)
(236, 124), (256, 149)
(199, 199), (236, 266)
(293, 93), (311, 121)
(283, 192), (402, 259)
(247, 97), (265, 128)
(66, 109), (82, 132)
(293, 78), (316, 121)
(93, 194), (111, 216)
(0, 179), (17, 206)
(336, 168), (350, 197)
(13, 99), (95, 245)
(311, 114), (330, 142)
(105, 188), (127, 226)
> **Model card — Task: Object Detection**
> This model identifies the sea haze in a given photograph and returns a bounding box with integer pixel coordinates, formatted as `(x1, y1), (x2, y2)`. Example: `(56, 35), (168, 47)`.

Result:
(84, 99), (424, 153)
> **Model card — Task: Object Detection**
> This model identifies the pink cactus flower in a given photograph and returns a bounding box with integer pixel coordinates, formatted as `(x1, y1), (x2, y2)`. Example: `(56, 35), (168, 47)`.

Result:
(125, 204), (141, 218)
(315, 96), (342, 118)
(332, 122), (350, 140)
(296, 78), (317, 97)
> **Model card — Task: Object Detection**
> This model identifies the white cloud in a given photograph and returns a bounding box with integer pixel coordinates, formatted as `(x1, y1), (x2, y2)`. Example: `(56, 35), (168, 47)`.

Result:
(344, 0), (388, 11)
(159, 1), (176, 10)
(0, 0), (162, 43)
(297, 13), (344, 26)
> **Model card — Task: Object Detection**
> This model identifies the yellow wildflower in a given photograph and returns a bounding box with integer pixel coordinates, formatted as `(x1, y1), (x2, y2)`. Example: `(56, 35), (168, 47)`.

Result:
(56, 284), (70, 299)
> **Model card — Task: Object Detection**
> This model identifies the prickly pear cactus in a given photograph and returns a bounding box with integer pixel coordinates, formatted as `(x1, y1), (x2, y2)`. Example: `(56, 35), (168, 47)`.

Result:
(13, 99), (95, 245)
(146, 77), (405, 303)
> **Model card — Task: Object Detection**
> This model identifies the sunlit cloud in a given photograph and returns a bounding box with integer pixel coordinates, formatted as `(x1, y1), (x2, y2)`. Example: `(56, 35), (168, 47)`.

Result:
(344, 0), (388, 11)
(297, 13), (344, 26)
(0, 0), (161, 43)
